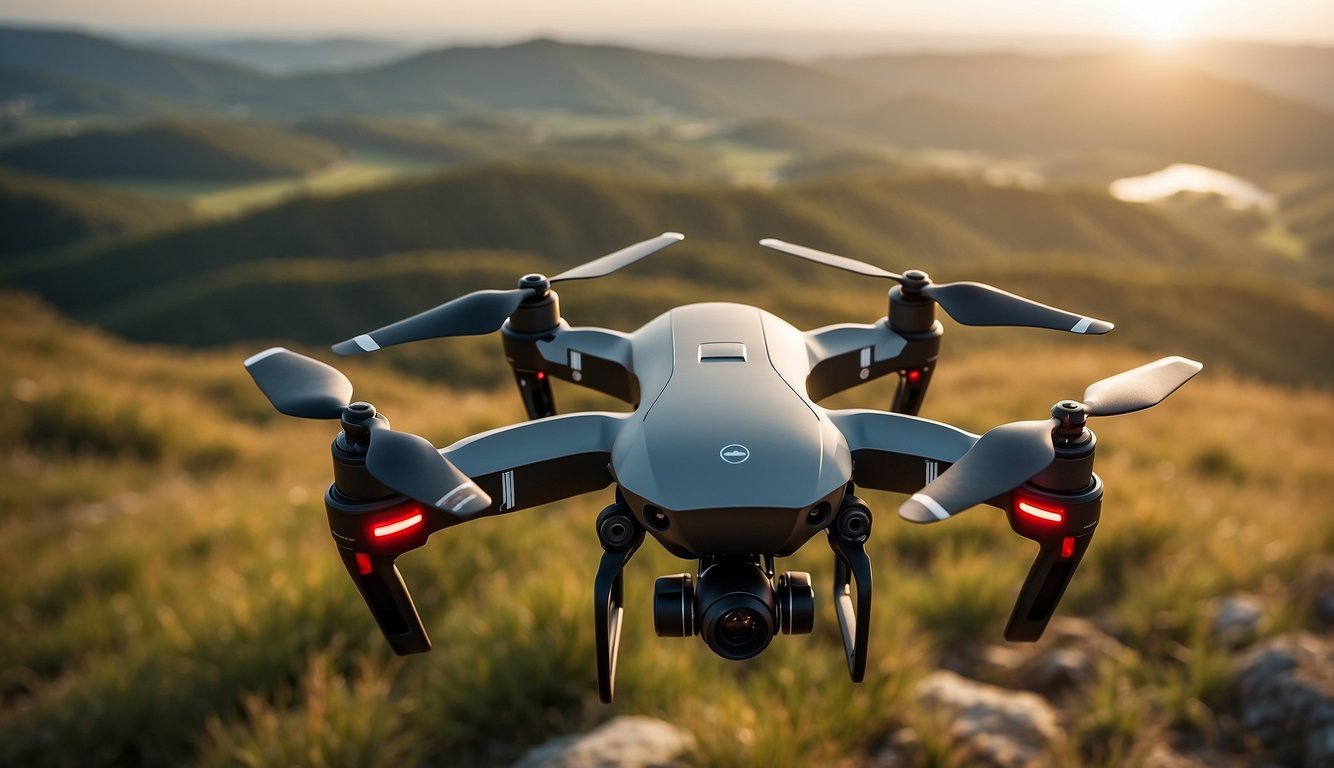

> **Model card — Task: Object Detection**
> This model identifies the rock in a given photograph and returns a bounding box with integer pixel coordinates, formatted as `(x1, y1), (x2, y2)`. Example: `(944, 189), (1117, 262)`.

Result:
(1210, 594), (1265, 649)
(512, 716), (695, 768)
(973, 617), (1135, 695)
(866, 727), (919, 768)
(1233, 632), (1334, 768)
(914, 670), (1063, 768)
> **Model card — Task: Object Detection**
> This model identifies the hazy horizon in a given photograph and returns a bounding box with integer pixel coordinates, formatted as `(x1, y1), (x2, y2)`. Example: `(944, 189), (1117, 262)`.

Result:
(2, 0), (1332, 58)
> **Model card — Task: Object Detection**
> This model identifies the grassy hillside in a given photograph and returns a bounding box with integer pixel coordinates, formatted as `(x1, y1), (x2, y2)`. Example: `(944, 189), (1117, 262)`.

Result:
(273, 38), (886, 117)
(1, 291), (1329, 767)
(832, 57), (1334, 178)
(0, 119), (344, 181)
(0, 65), (170, 116)
(0, 168), (189, 257)
(6, 165), (1247, 316)
(776, 148), (911, 182)
(0, 26), (270, 105)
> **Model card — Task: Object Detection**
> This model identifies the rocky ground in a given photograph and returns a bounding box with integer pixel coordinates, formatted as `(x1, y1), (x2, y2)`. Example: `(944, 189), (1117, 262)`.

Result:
(513, 567), (1334, 768)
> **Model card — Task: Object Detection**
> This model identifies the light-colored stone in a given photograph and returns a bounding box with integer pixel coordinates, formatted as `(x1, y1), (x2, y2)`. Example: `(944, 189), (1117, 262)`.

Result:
(512, 716), (695, 768)
(975, 617), (1135, 695)
(1233, 632), (1334, 768)
(1209, 593), (1265, 649)
(914, 670), (1063, 768)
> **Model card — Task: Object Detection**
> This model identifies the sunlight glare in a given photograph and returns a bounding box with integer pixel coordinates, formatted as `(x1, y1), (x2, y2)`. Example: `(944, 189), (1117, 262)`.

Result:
(1121, 0), (1206, 41)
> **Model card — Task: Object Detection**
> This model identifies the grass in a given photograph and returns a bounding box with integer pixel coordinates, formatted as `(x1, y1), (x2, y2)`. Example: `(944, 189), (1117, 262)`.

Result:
(0, 292), (1331, 766)
(97, 151), (433, 218)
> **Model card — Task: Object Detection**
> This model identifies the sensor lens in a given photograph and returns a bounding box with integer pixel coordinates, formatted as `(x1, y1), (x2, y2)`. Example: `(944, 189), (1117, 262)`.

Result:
(717, 607), (764, 653)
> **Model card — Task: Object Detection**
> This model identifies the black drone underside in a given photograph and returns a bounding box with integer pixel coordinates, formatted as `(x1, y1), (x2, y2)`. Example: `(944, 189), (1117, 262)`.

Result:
(245, 234), (1201, 702)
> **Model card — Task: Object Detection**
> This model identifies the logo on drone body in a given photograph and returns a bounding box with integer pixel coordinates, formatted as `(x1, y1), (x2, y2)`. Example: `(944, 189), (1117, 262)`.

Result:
(720, 444), (750, 464)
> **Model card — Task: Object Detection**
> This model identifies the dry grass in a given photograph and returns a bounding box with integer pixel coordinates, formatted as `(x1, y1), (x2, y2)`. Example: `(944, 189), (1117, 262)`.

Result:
(0, 293), (1330, 766)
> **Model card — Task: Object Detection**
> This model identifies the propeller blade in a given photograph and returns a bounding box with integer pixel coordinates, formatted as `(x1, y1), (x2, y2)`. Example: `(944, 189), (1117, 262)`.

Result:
(759, 238), (903, 281)
(551, 232), (684, 283)
(332, 288), (530, 356)
(244, 347), (352, 419)
(366, 429), (492, 516)
(899, 419), (1057, 523)
(1080, 356), (1204, 417)
(923, 282), (1114, 335)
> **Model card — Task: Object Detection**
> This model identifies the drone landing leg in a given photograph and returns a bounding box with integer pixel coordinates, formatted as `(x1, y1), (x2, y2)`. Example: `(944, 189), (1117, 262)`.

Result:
(828, 496), (873, 682)
(594, 502), (644, 703)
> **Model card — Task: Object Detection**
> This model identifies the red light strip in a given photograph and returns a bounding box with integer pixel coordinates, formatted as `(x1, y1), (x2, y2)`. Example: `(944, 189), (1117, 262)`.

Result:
(1017, 501), (1063, 523)
(373, 512), (423, 537)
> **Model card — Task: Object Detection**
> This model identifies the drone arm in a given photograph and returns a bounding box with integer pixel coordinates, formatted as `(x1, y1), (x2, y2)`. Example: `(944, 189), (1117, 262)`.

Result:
(503, 325), (639, 413)
(827, 409), (981, 496)
(439, 412), (628, 523)
(804, 322), (940, 405)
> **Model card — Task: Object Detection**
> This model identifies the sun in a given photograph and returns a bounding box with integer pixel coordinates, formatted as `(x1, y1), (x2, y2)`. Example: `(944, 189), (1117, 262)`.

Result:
(1120, 0), (1206, 42)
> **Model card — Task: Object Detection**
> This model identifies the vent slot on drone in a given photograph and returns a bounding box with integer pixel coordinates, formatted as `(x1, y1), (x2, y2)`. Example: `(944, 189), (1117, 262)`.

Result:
(698, 342), (747, 363)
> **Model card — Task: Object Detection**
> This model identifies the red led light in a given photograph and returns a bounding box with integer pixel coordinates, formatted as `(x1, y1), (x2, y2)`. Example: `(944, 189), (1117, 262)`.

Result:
(906, 369), (922, 384)
(1017, 500), (1063, 523)
(536, 371), (546, 380)
(355, 552), (374, 575)
(1061, 536), (1076, 559)
(373, 511), (423, 538)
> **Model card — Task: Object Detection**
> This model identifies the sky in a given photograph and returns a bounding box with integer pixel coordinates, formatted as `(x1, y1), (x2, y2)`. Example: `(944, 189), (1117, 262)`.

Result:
(1, 0), (1331, 50)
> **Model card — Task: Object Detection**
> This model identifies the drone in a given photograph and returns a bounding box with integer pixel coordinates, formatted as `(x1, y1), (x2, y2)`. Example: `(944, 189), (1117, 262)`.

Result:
(245, 233), (1201, 702)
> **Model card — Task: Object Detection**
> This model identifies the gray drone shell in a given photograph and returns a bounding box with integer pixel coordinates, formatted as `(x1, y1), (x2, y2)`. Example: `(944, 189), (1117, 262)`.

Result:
(612, 304), (852, 555)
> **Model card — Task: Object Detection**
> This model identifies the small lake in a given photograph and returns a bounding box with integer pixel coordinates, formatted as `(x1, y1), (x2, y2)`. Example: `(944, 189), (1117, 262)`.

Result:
(1109, 163), (1276, 211)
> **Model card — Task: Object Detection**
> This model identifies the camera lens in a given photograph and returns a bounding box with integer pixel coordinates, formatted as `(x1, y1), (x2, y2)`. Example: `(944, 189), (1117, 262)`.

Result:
(695, 560), (776, 660)
(718, 607), (763, 651)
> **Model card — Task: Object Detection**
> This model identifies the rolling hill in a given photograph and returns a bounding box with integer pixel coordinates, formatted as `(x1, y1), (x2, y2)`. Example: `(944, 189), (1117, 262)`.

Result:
(0, 168), (189, 257)
(269, 37), (887, 117)
(8, 163), (1320, 393)
(5, 164), (1247, 318)
(146, 36), (417, 75)
(0, 26), (270, 106)
(0, 66), (170, 116)
(832, 57), (1334, 177)
(0, 120), (344, 181)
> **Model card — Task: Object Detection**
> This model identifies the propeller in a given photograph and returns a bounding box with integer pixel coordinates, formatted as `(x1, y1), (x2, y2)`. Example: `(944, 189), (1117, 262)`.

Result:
(758, 238), (1113, 335)
(244, 347), (490, 515)
(899, 356), (1202, 523)
(332, 232), (685, 355)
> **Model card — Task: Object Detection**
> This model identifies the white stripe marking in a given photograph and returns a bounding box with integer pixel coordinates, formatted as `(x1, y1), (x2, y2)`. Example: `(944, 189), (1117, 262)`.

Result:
(910, 493), (951, 521)
(569, 350), (582, 371)
(449, 493), (479, 513)
(243, 347), (286, 367)
(859, 347), (872, 367)
(435, 482), (473, 510)
(354, 334), (381, 351)
(925, 460), (939, 484)
(501, 470), (515, 510)
(1070, 318), (1092, 334)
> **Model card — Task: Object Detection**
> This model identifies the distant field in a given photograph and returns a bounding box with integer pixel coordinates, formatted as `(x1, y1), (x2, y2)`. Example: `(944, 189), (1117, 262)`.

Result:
(95, 150), (433, 217)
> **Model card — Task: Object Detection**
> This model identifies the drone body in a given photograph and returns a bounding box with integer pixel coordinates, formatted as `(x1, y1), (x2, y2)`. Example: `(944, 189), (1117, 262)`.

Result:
(246, 234), (1201, 702)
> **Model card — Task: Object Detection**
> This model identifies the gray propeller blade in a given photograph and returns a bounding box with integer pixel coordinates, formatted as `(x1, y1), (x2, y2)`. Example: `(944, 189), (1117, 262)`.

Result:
(899, 419), (1058, 524)
(333, 233), (684, 356)
(759, 238), (903, 281)
(551, 232), (684, 282)
(365, 427), (491, 516)
(898, 356), (1203, 523)
(332, 288), (529, 355)
(1081, 356), (1203, 416)
(758, 238), (1111, 334)
(923, 282), (1113, 334)
(244, 347), (352, 419)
